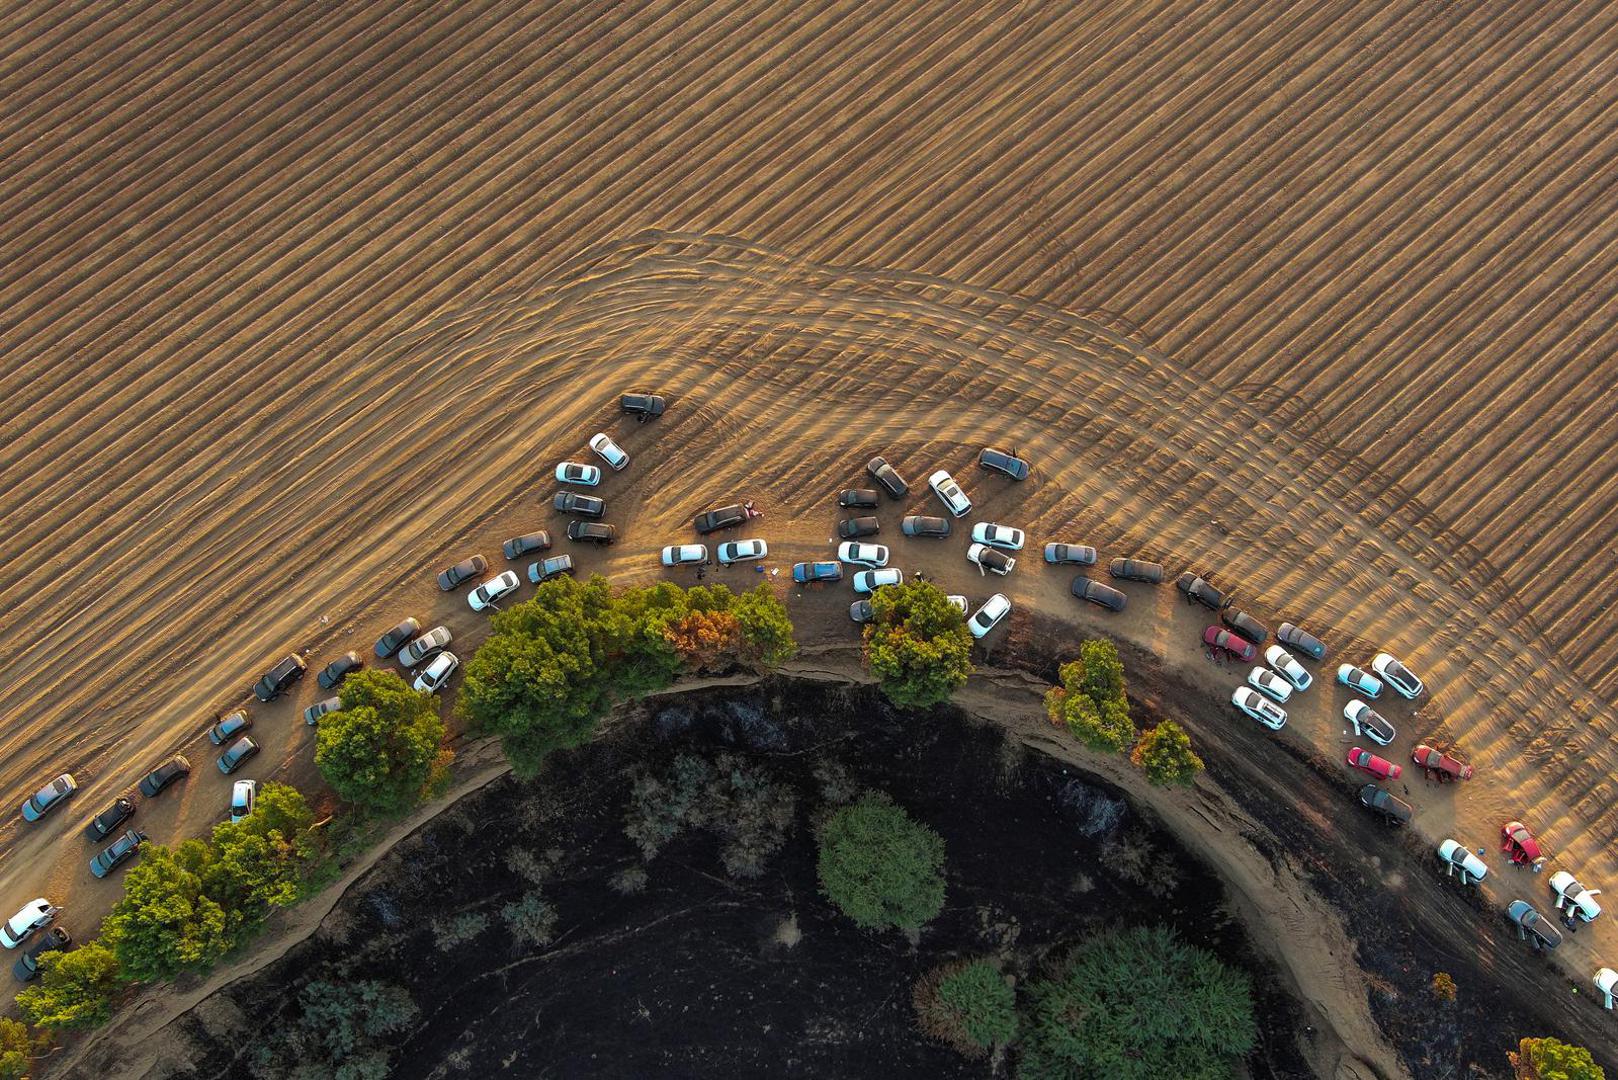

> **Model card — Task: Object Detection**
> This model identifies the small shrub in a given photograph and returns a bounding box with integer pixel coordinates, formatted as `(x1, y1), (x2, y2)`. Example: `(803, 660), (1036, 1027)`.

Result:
(1431, 972), (1456, 1002)
(861, 580), (974, 708)
(500, 892), (558, 947)
(609, 865), (649, 895)
(1099, 827), (1179, 898)
(812, 761), (859, 805)
(17, 941), (121, 1032)
(1510, 1036), (1604, 1080)
(816, 792), (945, 931)
(623, 753), (796, 879)
(1044, 642), (1135, 752)
(913, 959), (1017, 1057)
(0, 1017), (42, 1080)
(504, 848), (561, 885)
(1131, 721), (1204, 787)
(432, 912), (489, 951)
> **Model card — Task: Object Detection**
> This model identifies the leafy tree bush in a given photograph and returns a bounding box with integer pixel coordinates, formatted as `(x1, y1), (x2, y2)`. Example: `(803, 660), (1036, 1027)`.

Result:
(624, 753), (796, 879)
(500, 891), (558, 947)
(432, 911), (488, 951)
(1131, 721), (1204, 787)
(1044, 640), (1135, 752)
(0, 1018), (37, 1080)
(100, 840), (231, 983)
(663, 608), (741, 672)
(816, 792), (946, 931)
(1511, 1037), (1605, 1080)
(250, 979), (417, 1080)
(861, 580), (974, 708)
(913, 959), (1017, 1057)
(317, 669), (450, 817)
(609, 865), (649, 895)
(17, 941), (121, 1032)
(1019, 926), (1255, 1080)
(206, 782), (318, 920)
(1431, 971), (1457, 1002)
(731, 582), (797, 667)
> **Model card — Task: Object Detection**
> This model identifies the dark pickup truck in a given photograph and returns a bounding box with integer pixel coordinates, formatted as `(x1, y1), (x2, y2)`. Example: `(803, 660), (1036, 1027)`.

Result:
(693, 504), (747, 535)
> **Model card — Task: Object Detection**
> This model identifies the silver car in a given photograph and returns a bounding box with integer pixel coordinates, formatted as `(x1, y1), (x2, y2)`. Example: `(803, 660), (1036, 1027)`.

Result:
(398, 626), (452, 668)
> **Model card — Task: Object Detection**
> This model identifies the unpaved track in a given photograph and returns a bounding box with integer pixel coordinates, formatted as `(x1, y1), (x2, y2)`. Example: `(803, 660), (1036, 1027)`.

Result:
(3, 0), (1618, 1052)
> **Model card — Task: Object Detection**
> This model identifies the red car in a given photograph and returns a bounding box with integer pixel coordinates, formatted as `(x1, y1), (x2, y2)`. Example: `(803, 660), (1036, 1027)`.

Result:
(1412, 744), (1473, 781)
(1346, 747), (1402, 780)
(1502, 821), (1545, 868)
(1203, 625), (1257, 662)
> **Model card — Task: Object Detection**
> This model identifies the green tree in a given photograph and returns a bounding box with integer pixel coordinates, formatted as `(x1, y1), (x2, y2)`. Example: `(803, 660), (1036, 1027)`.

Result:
(318, 668), (449, 816)
(1020, 926), (1256, 1080)
(1044, 642), (1135, 752)
(293, 979), (417, 1078)
(731, 582), (797, 667)
(17, 941), (121, 1031)
(0, 1017), (36, 1080)
(914, 959), (1017, 1057)
(1512, 1037), (1605, 1080)
(100, 840), (231, 982)
(817, 793), (946, 931)
(1131, 721), (1204, 787)
(206, 782), (318, 925)
(861, 580), (974, 708)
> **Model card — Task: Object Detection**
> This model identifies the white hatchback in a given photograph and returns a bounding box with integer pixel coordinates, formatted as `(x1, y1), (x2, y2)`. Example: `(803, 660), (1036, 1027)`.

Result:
(837, 541), (889, 568)
(928, 469), (972, 517)
(0, 899), (56, 949)
(554, 461), (602, 487)
(967, 593), (1011, 639)
(852, 568), (904, 594)
(1437, 839), (1488, 885)
(661, 544), (708, 567)
(588, 433), (629, 471)
(970, 522), (1025, 550)
(717, 539), (769, 565)
(1247, 666), (1292, 703)
(468, 571), (521, 612)
(1264, 645), (1312, 692)
(230, 780), (257, 825)
(1337, 664), (1384, 698)
(414, 650), (459, 694)
(1232, 686), (1286, 730)
(1371, 652), (1424, 699)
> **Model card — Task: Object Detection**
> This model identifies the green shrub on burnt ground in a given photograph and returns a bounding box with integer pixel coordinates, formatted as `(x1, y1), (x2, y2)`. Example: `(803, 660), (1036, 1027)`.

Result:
(1099, 826), (1181, 899)
(624, 753), (797, 879)
(861, 580), (974, 709)
(432, 912), (489, 952)
(913, 958), (1018, 1058)
(501, 891), (559, 947)
(609, 865), (649, 895)
(1130, 720), (1204, 787)
(816, 792), (946, 932)
(248, 979), (418, 1080)
(1043, 640), (1134, 753)
(1019, 926), (1255, 1080)
(1510, 1037), (1605, 1080)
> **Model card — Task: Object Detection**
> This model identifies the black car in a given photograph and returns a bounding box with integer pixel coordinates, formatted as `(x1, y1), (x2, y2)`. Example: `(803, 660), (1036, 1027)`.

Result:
(437, 555), (488, 591)
(138, 756), (191, 798)
(1071, 577), (1127, 611)
(553, 491), (606, 519)
(567, 521), (617, 545)
(900, 515), (951, 538)
(849, 599), (874, 623)
(1108, 558), (1165, 584)
(89, 829), (148, 879)
(977, 447), (1030, 481)
(82, 796), (135, 842)
(620, 392), (666, 421)
(693, 504), (747, 534)
(837, 516), (880, 540)
(502, 532), (552, 560)
(206, 710), (252, 746)
(528, 554), (575, 583)
(252, 654), (306, 701)
(317, 652), (363, 691)
(1221, 608), (1268, 645)
(217, 737), (259, 775)
(373, 617), (421, 658)
(1358, 784), (1412, 825)
(866, 456), (909, 499)
(837, 489), (881, 509)
(1508, 901), (1563, 951)
(12, 927), (70, 982)
(1277, 622), (1327, 660)
(1175, 573), (1229, 611)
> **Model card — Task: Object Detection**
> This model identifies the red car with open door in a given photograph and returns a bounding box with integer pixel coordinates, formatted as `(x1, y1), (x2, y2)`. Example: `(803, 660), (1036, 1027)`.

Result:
(1346, 747), (1401, 781)
(1412, 744), (1473, 781)
(1501, 821), (1545, 869)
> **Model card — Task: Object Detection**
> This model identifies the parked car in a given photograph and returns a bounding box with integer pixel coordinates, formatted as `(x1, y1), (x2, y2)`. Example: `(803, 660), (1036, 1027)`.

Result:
(1551, 871), (1603, 923)
(1221, 608), (1268, 645)
(303, 697), (341, 726)
(1176, 573), (1228, 610)
(502, 532), (552, 560)
(469, 571), (521, 611)
(901, 514), (951, 538)
(970, 522), (1024, 550)
(230, 780), (257, 824)
(853, 569), (904, 593)
(620, 392), (665, 420)
(837, 541), (889, 568)
(554, 461), (601, 486)
(12, 927), (69, 982)
(317, 652), (363, 691)
(1264, 645), (1312, 691)
(588, 433), (628, 471)
(138, 756), (191, 798)
(206, 710), (252, 746)
(928, 470), (972, 517)
(398, 626), (452, 667)
(437, 555), (489, 591)
(1042, 542), (1092, 564)
(977, 447), (1030, 481)
(553, 492), (605, 519)
(413, 651), (459, 694)
(967, 593), (1012, 639)
(252, 654), (306, 701)
(793, 561), (843, 584)
(217, 736), (259, 775)
(838, 516), (881, 540)
(528, 554), (575, 583)
(1502, 821), (1545, 868)
(1232, 686), (1286, 730)
(373, 616), (421, 658)
(1372, 652), (1424, 699)
(82, 797), (134, 842)
(1345, 701), (1395, 746)
(661, 544), (708, 566)
(850, 599), (874, 623)
(1107, 558), (1165, 584)
(1347, 747), (1401, 780)
(866, 456), (910, 499)
(0, 901), (58, 950)
(1358, 784), (1412, 826)
(1412, 745), (1473, 782)
(20, 774), (76, 823)
(717, 539), (768, 565)
(567, 521), (617, 545)
(693, 504), (747, 534)
(837, 489), (880, 509)
(1277, 622), (1326, 660)
(1072, 577), (1127, 612)
(967, 543), (1015, 576)
(90, 828), (148, 879)
(1337, 665), (1383, 698)
(1247, 666), (1292, 703)
(1203, 626), (1256, 662)
(1508, 900), (1563, 950)
(1437, 840), (1488, 885)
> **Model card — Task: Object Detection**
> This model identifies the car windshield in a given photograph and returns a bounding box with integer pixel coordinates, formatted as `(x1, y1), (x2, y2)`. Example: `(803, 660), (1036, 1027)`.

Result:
(1389, 660), (1412, 680)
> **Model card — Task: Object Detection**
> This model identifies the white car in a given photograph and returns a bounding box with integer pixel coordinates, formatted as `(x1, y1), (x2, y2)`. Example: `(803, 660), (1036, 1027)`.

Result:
(468, 571), (521, 612)
(852, 568), (904, 594)
(928, 469), (972, 517)
(1344, 700), (1395, 746)
(661, 544), (708, 567)
(1247, 666), (1292, 704)
(0, 900), (57, 949)
(717, 539), (768, 565)
(970, 522), (1025, 550)
(554, 461), (601, 487)
(966, 543), (1015, 576)
(588, 433), (628, 471)
(967, 593), (1011, 639)
(1264, 645), (1312, 692)
(1437, 840), (1488, 885)
(1337, 664), (1384, 698)
(836, 541), (889, 568)
(413, 650), (460, 694)
(1231, 687), (1286, 730)
(1551, 871), (1603, 922)
(1371, 652), (1424, 699)
(230, 780), (257, 825)
(398, 625), (452, 667)
(947, 595), (968, 614)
